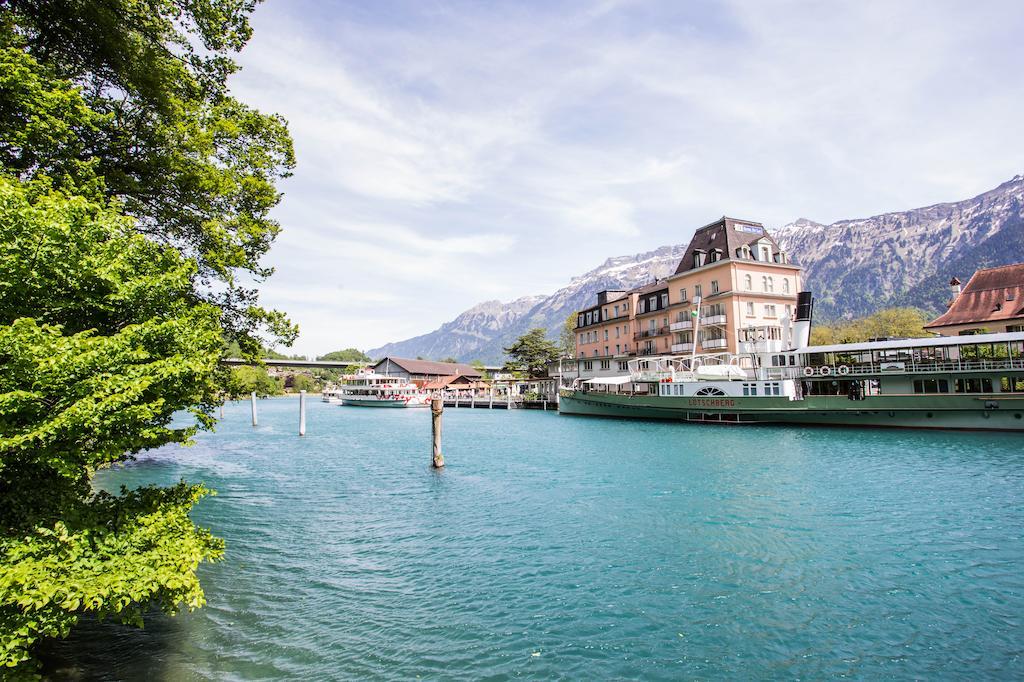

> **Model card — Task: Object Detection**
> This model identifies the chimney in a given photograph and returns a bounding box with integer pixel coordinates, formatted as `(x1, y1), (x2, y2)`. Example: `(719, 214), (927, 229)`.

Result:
(950, 276), (962, 297)
(792, 291), (814, 350)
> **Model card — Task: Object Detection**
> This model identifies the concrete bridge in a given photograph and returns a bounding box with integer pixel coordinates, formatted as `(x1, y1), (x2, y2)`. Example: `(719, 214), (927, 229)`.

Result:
(221, 358), (364, 370)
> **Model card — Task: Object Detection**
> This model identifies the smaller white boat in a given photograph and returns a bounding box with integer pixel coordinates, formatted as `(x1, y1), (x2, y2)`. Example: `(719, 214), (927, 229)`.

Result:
(339, 370), (430, 407)
(321, 386), (344, 403)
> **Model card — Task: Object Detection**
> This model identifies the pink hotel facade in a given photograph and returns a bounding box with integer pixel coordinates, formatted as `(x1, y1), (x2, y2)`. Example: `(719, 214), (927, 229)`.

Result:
(574, 217), (802, 378)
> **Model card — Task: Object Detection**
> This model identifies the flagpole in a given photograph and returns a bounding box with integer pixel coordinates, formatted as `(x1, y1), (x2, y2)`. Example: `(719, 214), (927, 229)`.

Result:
(690, 295), (702, 371)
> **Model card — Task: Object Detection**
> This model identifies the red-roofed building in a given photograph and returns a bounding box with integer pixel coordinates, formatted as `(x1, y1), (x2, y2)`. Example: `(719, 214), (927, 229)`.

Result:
(925, 264), (1024, 335)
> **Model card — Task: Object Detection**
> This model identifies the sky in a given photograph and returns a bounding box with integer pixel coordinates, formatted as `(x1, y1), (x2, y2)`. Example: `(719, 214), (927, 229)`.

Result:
(227, 0), (1024, 357)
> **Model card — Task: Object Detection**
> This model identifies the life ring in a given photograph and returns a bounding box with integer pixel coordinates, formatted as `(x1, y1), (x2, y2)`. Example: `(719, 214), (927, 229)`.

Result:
(837, 365), (850, 376)
(803, 366), (815, 377)
(819, 366), (832, 376)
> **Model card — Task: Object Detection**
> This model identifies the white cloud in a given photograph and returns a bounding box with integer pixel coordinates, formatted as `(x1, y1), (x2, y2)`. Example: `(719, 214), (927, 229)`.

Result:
(229, 0), (1024, 356)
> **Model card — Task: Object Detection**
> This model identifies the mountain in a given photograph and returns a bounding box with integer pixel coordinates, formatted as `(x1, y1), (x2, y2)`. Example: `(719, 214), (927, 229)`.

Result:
(775, 174), (1024, 320)
(367, 245), (685, 363)
(369, 174), (1024, 361)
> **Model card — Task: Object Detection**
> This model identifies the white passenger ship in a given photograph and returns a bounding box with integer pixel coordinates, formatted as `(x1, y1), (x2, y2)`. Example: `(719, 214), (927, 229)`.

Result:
(338, 370), (430, 408)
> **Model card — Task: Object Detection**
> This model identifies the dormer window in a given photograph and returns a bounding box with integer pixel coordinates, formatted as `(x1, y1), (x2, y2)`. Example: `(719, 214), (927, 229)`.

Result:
(760, 246), (770, 261)
(693, 250), (706, 268)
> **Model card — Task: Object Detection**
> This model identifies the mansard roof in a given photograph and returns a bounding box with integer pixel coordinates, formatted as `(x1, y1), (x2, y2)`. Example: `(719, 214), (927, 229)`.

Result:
(674, 217), (784, 275)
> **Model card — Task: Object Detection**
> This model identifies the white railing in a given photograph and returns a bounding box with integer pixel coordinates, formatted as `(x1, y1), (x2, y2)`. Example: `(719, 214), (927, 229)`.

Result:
(703, 314), (727, 326)
(671, 343), (694, 353)
(764, 357), (1024, 380)
(702, 338), (728, 350)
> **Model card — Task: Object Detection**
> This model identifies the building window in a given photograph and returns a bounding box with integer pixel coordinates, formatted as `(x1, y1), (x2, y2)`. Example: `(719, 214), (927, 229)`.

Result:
(679, 287), (687, 302)
(761, 276), (768, 291)
(785, 304), (792, 318)
(782, 278), (790, 293)
(615, 326), (621, 338)
(579, 334), (584, 345)
(615, 344), (621, 354)
(592, 350), (599, 357)
(710, 280), (719, 294)
(764, 304), (777, 317)
(746, 302), (754, 316)
(660, 293), (668, 308)
(766, 277), (774, 293)
(604, 329), (609, 341)
(614, 304), (619, 317)
(624, 323), (629, 333)
(604, 346), (609, 356)
(744, 274), (752, 290)
(694, 284), (702, 299)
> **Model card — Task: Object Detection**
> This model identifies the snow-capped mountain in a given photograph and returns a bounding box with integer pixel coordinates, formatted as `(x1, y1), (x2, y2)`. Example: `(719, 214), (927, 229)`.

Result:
(369, 174), (1024, 361)
(775, 174), (1024, 319)
(367, 245), (685, 363)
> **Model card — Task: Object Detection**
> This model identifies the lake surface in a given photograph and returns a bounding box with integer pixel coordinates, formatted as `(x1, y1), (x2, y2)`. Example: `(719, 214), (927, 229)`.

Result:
(45, 399), (1024, 680)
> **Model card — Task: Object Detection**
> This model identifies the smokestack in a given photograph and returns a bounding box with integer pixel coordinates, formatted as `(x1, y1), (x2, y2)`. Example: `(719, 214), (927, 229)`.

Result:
(792, 291), (814, 350)
(950, 276), (962, 297)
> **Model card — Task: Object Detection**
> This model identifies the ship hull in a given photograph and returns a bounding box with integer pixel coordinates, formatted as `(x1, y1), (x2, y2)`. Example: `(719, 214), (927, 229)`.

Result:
(558, 391), (1024, 431)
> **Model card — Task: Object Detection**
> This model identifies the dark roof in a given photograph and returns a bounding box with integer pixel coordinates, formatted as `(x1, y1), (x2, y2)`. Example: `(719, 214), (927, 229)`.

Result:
(674, 217), (783, 275)
(926, 263), (1024, 329)
(373, 357), (483, 378)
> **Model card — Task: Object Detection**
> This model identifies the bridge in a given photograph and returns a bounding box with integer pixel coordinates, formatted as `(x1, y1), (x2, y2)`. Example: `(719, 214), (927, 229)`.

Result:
(221, 358), (364, 370)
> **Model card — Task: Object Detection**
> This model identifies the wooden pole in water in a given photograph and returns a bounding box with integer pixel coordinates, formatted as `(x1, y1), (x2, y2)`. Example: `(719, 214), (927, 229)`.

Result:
(250, 391), (258, 426)
(298, 390), (306, 436)
(431, 397), (444, 468)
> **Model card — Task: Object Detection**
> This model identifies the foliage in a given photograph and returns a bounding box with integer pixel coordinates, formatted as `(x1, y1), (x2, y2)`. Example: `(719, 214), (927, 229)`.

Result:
(503, 328), (560, 378)
(224, 365), (283, 399)
(0, 177), (225, 668)
(470, 360), (491, 381)
(317, 348), (371, 363)
(810, 308), (934, 345)
(560, 311), (577, 357)
(1, 0), (297, 350)
(288, 373), (320, 393)
(441, 356), (458, 364)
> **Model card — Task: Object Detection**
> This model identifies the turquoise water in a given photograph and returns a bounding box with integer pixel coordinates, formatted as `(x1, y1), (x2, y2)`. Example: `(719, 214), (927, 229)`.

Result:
(44, 399), (1024, 679)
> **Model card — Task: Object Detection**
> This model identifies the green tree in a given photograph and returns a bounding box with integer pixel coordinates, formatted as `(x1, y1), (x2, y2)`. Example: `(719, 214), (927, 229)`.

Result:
(1, 0), (297, 355)
(0, 1), (296, 670)
(0, 178), (225, 668)
(560, 311), (578, 357)
(288, 373), (320, 393)
(810, 308), (933, 345)
(317, 348), (371, 363)
(503, 328), (560, 377)
(441, 356), (458, 364)
(225, 365), (284, 398)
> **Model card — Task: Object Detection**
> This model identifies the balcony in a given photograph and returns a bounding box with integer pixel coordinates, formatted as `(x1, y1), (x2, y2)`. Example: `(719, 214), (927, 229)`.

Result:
(701, 338), (728, 350)
(671, 343), (694, 353)
(669, 319), (693, 331)
(702, 314), (727, 326)
(634, 326), (670, 340)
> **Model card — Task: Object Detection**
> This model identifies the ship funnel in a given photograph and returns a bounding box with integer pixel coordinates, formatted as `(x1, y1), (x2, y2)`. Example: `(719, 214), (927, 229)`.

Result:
(792, 291), (814, 350)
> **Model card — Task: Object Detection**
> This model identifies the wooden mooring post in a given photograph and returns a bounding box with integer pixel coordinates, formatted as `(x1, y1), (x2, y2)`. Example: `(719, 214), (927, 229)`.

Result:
(298, 390), (306, 436)
(431, 397), (444, 468)
(250, 391), (258, 426)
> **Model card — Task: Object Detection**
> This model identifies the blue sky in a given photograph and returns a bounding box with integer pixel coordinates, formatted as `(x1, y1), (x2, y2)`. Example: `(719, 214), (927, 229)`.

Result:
(229, 0), (1024, 357)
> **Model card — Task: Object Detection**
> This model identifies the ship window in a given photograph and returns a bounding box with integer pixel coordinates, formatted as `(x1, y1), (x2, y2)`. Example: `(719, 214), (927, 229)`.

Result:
(913, 379), (949, 394)
(600, 360), (610, 370)
(694, 387), (727, 396)
(954, 378), (992, 393)
(1001, 376), (1024, 392)
(583, 361), (592, 370)
(618, 361), (629, 371)
(742, 383), (757, 396)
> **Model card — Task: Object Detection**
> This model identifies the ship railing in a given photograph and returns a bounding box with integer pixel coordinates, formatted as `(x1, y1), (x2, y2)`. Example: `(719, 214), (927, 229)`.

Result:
(765, 357), (1024, 380)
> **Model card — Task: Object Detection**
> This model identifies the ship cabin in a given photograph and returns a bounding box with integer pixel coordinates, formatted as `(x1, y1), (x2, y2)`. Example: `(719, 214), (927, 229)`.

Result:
(759, 331), (1024, 397)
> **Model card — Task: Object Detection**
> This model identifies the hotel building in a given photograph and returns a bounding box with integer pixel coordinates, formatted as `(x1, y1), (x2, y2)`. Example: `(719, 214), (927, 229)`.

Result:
(573, 217), (802, 379)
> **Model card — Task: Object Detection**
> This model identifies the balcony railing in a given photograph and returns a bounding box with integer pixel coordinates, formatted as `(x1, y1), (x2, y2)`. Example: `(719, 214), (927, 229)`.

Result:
(634, 326), (670, 340)
(670, 320), (693, 331)
(671, 343), (694, 353)
(702, 314), (727, 326)
(701, 338), (728, 350)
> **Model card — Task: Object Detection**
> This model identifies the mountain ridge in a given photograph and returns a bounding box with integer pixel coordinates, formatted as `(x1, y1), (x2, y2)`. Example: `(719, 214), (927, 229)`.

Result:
(368, 174), (1024, 362)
